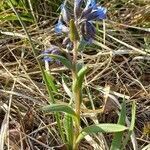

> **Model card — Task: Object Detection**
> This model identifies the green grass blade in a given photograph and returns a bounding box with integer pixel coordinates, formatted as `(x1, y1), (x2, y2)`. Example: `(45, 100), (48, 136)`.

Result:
(7, 0), (65, 143)
(76, 124), (128, 145)
(7, 0), (55, 103)
(0, 13), (33, 22)
(110, 100), (126, 150)
(77, 66), (88, 89)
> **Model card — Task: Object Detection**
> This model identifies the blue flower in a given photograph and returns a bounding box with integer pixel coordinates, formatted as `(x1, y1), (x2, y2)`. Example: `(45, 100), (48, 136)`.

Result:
(43, 46), (61, 63)
(55, 20), (69, 34)
(81, 21), (96, 43)
(55, 20), (63, 33)
(85, 0), (96, 9)
(86, 6), (107, 21)
(54, 0), (107, 45)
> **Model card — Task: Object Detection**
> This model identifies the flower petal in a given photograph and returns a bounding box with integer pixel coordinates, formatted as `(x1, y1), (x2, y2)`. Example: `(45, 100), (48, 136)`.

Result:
(86, 6), (107, 21)
(86, 0), (96, 9)
(55, 20), (69, 34)
(85, 21), (96, 38)
(55, 21), (63, 33)
(81, 21), (95, 43)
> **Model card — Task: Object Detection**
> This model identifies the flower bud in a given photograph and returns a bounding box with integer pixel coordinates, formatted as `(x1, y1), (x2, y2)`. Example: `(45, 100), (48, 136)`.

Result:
(69, 19), (80, 42)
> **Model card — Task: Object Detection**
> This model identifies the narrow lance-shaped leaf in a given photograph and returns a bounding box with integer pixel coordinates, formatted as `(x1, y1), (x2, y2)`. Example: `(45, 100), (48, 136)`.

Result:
(63, 114), (74, 149)
(110, 100), (126, 150)
(76, 124), (128, 145)
(77, 66), (88, 88)
(42, 104), (77, 119)
(44, 70), (58, 93)
(73, 66), (88, 92)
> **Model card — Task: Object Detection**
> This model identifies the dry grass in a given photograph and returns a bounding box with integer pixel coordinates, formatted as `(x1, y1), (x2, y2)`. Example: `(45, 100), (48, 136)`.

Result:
(0, 0), (150, 149)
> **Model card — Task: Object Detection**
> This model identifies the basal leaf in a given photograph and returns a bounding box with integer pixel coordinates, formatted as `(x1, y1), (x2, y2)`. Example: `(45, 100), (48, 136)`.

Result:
(76, 124), (128, 144)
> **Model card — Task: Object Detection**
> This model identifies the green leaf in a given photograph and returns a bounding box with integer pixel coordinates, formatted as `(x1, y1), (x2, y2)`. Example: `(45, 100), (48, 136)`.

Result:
(73, 66), (88, 92)
(63, 114), (73, 149)
(110, 100), (126, 150)
(69, 19), (79, 42)
(7, 0), (19, 6)
(44, 70), (58, 93)
(41, 54), (72, 69)
(76, 124), (128, 144)
(42, 104), (77, 119)
(77, 66), (88, 88)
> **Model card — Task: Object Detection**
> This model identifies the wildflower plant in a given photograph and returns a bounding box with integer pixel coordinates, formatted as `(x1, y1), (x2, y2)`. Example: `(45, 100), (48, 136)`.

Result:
(40, 0), (136, 149)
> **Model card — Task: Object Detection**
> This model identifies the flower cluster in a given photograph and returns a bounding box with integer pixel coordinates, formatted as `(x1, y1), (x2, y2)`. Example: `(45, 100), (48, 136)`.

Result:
(42, 0), (106, 64)
(55, 0), (107, 45)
